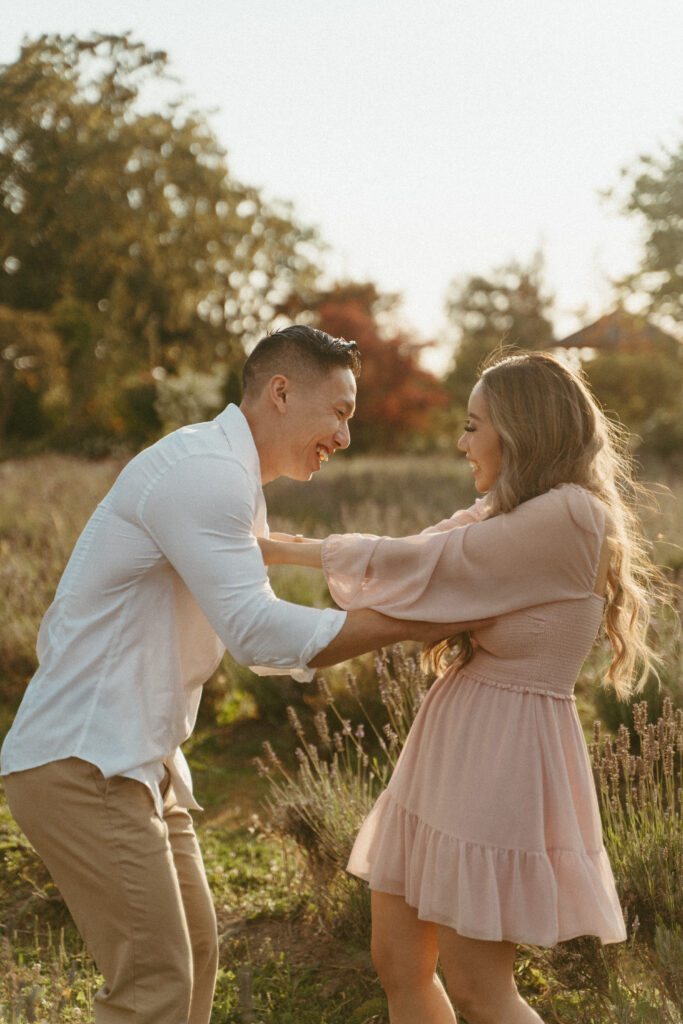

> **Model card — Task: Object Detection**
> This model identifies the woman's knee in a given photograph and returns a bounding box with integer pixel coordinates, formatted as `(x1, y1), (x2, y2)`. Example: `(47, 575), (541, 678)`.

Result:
(442, 962), (518, 1023)
(372, 940), (408, 993)
(438, 931), (518, 1023)
(442, 974), (483, 1021)
(370, 891), (440, 994)
(371, 929), (434, 993)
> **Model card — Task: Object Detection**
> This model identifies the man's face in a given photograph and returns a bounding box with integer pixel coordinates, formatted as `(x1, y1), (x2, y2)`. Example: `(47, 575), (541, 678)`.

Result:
(277, 366), (357, 481)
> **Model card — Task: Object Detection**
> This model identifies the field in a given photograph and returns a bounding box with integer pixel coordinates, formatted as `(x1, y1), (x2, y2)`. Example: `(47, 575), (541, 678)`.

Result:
(0, 452), (681, 1023)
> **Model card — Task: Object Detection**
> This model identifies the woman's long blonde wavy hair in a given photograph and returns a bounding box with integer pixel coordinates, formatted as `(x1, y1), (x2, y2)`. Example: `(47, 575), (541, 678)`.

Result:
(423, 350), (669, 699)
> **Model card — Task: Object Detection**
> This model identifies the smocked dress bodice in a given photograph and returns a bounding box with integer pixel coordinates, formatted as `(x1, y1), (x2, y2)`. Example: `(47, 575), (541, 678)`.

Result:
(466, 595), (605, 698)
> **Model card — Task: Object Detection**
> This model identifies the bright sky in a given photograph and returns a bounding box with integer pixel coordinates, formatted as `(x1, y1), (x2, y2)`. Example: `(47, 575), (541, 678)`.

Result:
(3, 0), (682, 367)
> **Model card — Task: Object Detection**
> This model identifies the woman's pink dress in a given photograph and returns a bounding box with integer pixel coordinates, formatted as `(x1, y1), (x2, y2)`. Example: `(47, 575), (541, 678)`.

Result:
(321, 484), (626, 947)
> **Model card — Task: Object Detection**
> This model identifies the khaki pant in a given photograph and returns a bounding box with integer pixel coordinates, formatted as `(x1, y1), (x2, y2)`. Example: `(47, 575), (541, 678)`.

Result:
(4, 758), (218, 1024)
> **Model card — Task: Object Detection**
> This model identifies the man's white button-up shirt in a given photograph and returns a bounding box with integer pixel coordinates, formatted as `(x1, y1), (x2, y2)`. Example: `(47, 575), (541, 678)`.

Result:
(1, 405), (346, 814)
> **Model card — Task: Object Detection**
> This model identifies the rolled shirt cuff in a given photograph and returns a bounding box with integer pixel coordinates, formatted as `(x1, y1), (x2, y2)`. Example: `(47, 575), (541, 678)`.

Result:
(250, 607), (346, 681)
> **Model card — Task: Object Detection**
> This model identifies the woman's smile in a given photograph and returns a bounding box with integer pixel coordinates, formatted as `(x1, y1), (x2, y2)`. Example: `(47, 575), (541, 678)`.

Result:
(457, 382), (503, 493)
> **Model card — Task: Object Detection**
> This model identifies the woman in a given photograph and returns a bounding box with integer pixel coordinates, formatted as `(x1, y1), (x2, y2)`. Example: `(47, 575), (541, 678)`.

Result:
(259, 352), (663, 1024)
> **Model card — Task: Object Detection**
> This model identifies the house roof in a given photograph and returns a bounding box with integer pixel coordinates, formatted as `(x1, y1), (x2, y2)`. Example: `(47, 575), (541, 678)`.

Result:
(555, 309), (679, 356)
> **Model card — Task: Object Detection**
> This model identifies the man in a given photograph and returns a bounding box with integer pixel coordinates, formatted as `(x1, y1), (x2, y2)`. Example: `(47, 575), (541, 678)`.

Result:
(1, 325), (475, 1024)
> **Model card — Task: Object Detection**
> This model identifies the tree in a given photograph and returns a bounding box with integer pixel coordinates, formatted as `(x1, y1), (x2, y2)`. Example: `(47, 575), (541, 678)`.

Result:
(583, 349), (683, 461)
(307, 282), (448, 452)
(0, 305), (68, 446)
(443, 253), (556, 409)
(0, 34), (322, 444)
(614, 137), (683, 328)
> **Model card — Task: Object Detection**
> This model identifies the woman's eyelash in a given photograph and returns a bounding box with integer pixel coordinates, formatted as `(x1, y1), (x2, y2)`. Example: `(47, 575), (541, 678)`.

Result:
(464, 425), (475, 432)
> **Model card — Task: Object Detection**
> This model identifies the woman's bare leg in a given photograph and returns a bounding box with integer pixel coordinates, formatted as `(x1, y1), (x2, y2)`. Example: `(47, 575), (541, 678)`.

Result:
(371, 891), (457, 1024)
(436, 926), (544, 1024)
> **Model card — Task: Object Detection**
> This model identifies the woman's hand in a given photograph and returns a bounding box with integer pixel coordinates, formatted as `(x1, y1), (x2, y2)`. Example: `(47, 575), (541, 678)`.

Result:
(258, 535), (323, 569)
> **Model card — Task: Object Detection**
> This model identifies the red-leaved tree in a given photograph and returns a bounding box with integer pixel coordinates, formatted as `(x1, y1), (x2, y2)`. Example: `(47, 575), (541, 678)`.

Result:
(309, 282), (448, 453)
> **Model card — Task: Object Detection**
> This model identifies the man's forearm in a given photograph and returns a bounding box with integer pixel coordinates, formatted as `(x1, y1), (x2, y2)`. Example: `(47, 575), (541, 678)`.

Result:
(260, 537), (322, 567)
(308, 609), (484, 668)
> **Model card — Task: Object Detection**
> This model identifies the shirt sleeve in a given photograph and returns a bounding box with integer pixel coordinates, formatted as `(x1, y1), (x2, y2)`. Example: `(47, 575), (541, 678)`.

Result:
(139, 453), (345, 669)
(321, 485), (605, 621)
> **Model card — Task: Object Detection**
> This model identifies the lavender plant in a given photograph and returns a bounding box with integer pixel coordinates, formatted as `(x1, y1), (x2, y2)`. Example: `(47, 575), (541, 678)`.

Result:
(255, 647), (432, 940)
(263, 660), (683, 1022)
(528, 700), (682, 1022)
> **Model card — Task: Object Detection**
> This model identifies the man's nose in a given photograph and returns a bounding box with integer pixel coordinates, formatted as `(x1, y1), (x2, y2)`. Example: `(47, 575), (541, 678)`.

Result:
(335, 422), (351, 449)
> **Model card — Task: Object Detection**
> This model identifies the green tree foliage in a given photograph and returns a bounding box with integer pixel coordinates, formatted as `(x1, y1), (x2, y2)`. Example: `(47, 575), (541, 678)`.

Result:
(597, 129), (683, 460)
(0, 304), (68, 444)
(584, 349), (683, 461)
(0, 33), (321, 447)
(308, 282), (448, 452)
(616, 136), (683, 326)
(443, 253), (555, 409)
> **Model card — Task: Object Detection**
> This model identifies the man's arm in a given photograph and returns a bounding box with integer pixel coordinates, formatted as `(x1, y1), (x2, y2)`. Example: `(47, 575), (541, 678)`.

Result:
(140, 457), (345, 669)
(309, 608), (489, 667)
(261, 537), (321, 565)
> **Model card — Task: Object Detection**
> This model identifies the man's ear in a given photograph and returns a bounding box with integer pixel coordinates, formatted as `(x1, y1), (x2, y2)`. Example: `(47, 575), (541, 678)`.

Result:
(267, 374), (289, 413)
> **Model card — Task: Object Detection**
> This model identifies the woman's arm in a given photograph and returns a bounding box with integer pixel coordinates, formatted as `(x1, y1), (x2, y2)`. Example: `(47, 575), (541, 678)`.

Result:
(320, 488), (605, 620)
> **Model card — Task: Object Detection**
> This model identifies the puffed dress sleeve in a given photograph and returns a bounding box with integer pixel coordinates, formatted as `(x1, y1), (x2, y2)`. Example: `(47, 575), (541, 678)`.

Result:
(419, 496), (490, 534)
(321, 485), (605, 621)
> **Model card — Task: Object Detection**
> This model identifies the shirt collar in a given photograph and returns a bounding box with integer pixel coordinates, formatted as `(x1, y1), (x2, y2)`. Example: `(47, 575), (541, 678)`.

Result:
(214, 404), (263, 489)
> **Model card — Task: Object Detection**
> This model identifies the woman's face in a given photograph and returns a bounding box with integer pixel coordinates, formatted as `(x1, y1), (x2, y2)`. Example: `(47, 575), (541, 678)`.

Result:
(457, 381), (503, 493)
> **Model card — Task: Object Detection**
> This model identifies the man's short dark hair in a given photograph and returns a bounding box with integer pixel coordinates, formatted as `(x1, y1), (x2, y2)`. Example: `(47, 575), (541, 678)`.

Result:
(241, 325), (361, 395)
